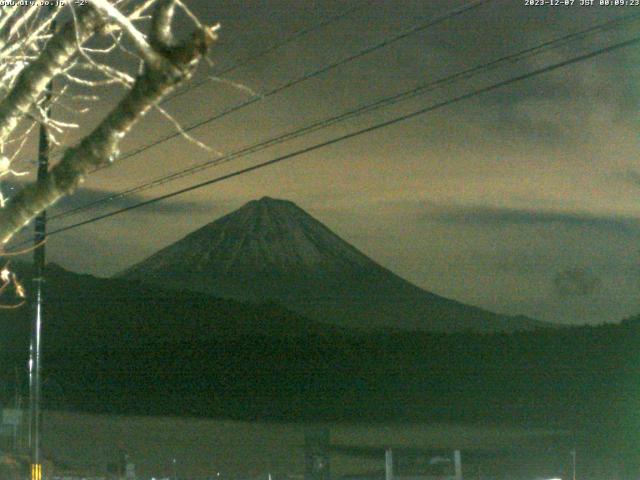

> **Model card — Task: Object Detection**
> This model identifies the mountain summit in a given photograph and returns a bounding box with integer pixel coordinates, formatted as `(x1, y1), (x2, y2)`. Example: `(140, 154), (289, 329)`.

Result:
(121, 197), (544, 332)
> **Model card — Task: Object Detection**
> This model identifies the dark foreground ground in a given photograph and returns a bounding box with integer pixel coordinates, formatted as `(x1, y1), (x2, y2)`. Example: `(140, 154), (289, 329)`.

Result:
(0, 267), (638, 478)
(37, 411), (568, 479)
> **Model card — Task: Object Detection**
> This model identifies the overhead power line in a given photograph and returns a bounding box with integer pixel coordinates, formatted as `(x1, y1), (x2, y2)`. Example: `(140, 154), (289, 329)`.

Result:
(89, 0), (492, 174)
(33, 34), (640, 241)
(153, 0), (374, 106)
(49, 11), (640, 222)
(22, 0), (373, 164)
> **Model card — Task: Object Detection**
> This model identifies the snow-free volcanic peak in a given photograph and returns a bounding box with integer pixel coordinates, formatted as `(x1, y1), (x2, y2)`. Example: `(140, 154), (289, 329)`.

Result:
(121, 198), (545, 332)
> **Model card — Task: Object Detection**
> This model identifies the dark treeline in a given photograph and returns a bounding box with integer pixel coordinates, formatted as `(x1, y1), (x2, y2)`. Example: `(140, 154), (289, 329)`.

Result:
(0, 263), (639, 467)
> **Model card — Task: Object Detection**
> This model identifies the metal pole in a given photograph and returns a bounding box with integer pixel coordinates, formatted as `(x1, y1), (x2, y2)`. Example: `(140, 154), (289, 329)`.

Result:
(385, 448), (393, 480)
(571, 449), (576, 480)
(29, 8), (55, 480)
(454, 450), (462, 480)
(28, 105), (49, 480)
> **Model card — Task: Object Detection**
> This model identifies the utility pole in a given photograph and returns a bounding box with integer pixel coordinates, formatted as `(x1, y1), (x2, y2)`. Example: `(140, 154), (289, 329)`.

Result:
(385, 448), (393, 480)
(454, 450), (462, 480)
(571, 449), (577, 480)
(28, 94), (49, 480)
(29, 7), (55, 480)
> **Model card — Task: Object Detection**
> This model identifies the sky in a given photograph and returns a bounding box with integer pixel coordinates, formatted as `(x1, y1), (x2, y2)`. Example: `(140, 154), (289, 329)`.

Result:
(6, 0), (640, 325)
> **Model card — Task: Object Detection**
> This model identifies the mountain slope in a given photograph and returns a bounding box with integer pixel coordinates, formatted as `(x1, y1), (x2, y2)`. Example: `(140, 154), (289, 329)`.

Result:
(0, 261), (341, 354)
(121, 197), (546, 332)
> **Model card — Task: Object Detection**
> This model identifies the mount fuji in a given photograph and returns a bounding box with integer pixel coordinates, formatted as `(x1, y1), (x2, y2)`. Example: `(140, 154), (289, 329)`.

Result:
(120, 197), (545, 332)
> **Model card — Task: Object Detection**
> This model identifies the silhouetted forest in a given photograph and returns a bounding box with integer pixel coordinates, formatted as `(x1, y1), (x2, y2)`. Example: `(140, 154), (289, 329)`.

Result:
(1, 264), (638, 469)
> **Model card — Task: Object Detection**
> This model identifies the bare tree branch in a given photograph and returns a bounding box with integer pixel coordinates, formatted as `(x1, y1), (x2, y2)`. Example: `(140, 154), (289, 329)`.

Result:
(88, 0), (163, 66)
(0, 7), (104, 146)
(150, 0), (176, 49)
(0, 1), (218, 244)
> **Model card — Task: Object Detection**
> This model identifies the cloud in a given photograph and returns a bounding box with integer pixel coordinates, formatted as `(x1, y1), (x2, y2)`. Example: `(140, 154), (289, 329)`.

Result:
(1, 181), (211, 217)
(553, 268), (602, 298)
(620, 169), (640, 189)
(424, 204), (640, 235)
(450, 28), (640, 148)
(54, 186), (211, 216)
